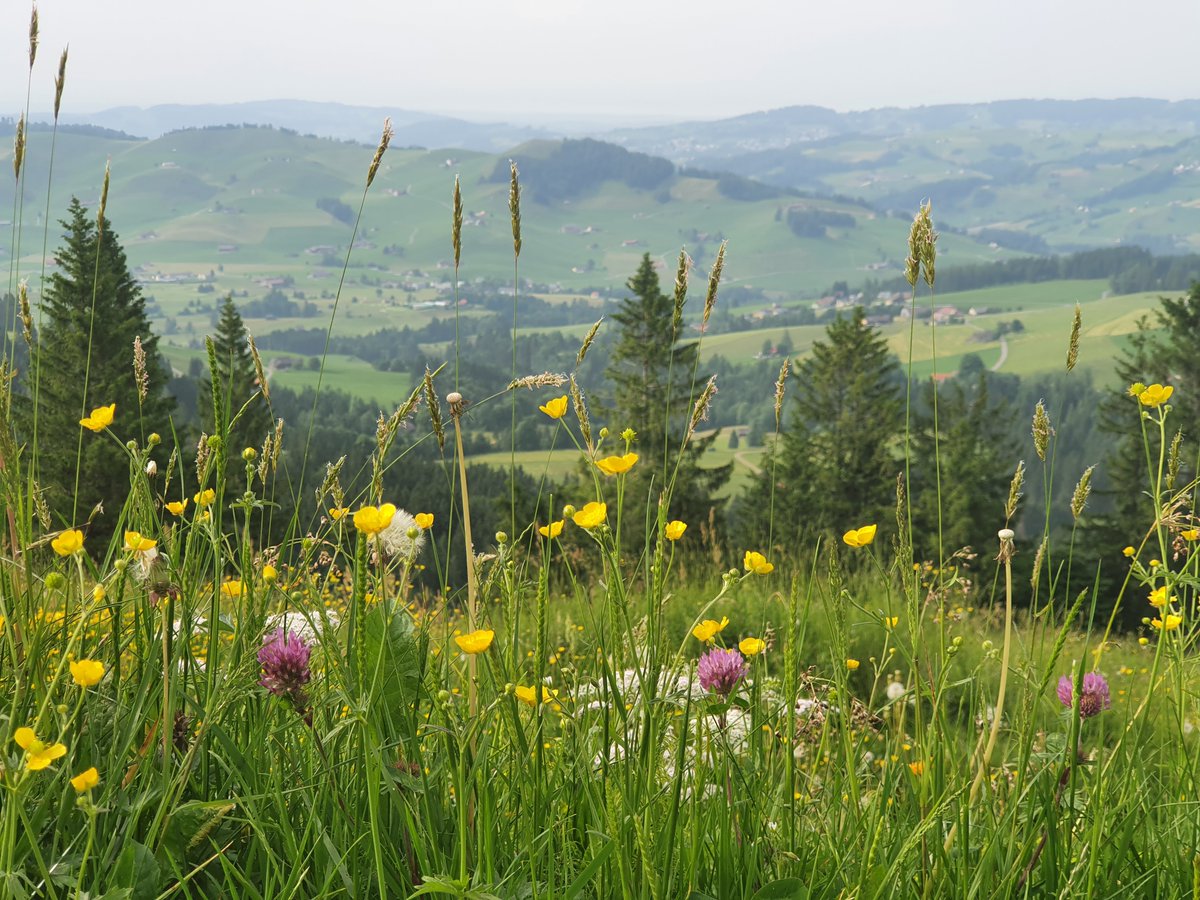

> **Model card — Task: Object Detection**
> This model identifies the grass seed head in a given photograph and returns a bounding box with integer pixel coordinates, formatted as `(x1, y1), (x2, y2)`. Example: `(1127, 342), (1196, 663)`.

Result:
(29, 5), (38, 69)
(97, 160), (110, 233)
(773, 357), (790, 429)
(508, 372), (567, 390)
(703, 242), (726, 326)
(576, 318), (603, 367)
(247, 333), (269, 402)
(1005, 459), (1025, 522)
(18, 280), (32, 345)
(508, 161), (522, 258)
(132, 335), (149, 403)
(32, 479), (50, 529)
(1066, 303), (1082, 371)
(54, 47), (68, 120)
(1031, 401), (1051, 461)
(1167, 428), (1183, 490)
(570, 374), (591, 446)
(13, 115), (25, 181)
(452, 175), (464, 270)
(673, 248), (691, 332)
(366, 117), (392, 188)
(1070, 464), (1095, 520)
(424, 367), (445, 451)
(316, 456), (346, 507)
(195, 432), (212, 484)
(687, 375), (718, 443)
(1030, 536), (1047, 589)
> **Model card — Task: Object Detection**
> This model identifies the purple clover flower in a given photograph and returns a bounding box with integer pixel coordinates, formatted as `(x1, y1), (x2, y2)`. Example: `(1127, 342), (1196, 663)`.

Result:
(1057, 672), (1110, 719)
(698, 647), (747, 698)
(259, 628), (312, 714)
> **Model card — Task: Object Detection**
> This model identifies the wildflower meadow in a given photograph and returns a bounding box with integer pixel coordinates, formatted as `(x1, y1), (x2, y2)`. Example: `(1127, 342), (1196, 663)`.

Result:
(4, 13), (1200, 900)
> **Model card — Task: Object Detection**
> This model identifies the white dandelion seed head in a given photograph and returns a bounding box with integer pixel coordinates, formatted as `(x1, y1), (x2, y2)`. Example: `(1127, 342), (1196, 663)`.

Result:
(886, 681), (906, 701)
(380, 508), (425, 559)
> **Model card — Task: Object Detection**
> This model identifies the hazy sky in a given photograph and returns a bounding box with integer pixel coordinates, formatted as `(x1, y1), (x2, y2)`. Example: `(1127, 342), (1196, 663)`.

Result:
(5, 0), (1198, 123)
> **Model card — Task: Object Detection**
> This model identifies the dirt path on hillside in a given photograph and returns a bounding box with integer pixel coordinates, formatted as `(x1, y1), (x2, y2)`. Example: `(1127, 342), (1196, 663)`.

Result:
(991, 336), (1009, 372)
(735, 451), (763, 475)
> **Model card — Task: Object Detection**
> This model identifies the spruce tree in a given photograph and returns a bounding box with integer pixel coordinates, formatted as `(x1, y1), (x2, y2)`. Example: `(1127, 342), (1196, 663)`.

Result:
(203, 294), (272, 465)
(25, 197), (175, 534)
(743, 308), (903, 550)
(606, 253), (729, 540)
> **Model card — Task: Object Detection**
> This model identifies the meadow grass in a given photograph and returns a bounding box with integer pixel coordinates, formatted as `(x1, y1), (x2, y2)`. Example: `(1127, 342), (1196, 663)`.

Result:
(3, 25), (1200, 899)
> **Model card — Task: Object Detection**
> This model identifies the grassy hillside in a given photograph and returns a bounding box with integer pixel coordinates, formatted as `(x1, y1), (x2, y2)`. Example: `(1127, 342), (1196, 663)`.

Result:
(2, 126), (1019, 337)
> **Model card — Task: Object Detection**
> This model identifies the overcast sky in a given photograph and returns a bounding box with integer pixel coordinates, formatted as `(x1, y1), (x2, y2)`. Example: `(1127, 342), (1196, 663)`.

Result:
(5, 0), (1197, 124)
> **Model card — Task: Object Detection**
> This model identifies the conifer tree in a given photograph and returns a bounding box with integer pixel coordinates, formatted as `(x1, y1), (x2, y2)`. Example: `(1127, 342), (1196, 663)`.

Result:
(606, 253), (729, 540)
(24, 197), (175, 533)
(203, 294), (271, 465)
(741, 309), (902, 550)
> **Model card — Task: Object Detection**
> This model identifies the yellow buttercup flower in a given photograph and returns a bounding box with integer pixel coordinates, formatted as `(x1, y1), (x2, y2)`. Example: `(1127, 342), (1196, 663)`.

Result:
(329, 507), (349, 521)
(692, 617), (729, 643)
(1122, 545), (1135, 557)
(194, 488), (216, 507)
(1138, 383), (1174, 408)
(414, 513), (434, 530)
(539, 396), (568, 419)
(743, 550), (774, 575)
(454, 629), (495, 655)
(739, 637), (766, 656)
(538, 520), (564, 538)
(124, 531), (157, 553)
(884, 616), (900, 628)
(1152, 614), (1183, 631)
(908, 760), (925, 777)
(165, 499), (188, 516)
(595, 453), (638, 476)
(13, 727), (67, 771)
(354, 503), (397, 535)
(665, 520), (687, 541)
(846, 658), (861, 671)
(51, 529), (85, 557)
(843, 524), (878, 548)
(262, 565), (278, 584)
(70, 658), (105, 687)
(1183, 529), (1199, 542)
(70, 766), (100, 792)
(92, 584), (106, 603)
(1148, 586), (1172, 608)
(572, 502), (606, 529)
(220, 579), (244, 598)
(514, 685), (557, 707)
(79, 403), (115, 432)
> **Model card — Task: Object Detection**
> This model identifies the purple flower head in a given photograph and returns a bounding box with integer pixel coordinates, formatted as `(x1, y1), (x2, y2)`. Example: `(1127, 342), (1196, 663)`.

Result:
(259, 628), (312, 712)
(698, 647), (747, 698)
(1057, 672), (1110, 719)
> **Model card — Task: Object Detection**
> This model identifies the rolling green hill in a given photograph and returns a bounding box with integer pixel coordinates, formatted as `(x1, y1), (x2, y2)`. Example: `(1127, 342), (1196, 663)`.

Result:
(2, 125), (1022, 342)
(613, 103), (1200, 257)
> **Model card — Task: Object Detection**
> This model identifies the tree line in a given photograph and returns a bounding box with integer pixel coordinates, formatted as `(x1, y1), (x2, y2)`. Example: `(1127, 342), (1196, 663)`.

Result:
(10, 202), (1198, 629)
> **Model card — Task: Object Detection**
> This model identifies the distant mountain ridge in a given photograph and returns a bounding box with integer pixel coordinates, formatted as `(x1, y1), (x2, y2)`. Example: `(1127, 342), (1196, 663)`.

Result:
(40, 99), (556, 151)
